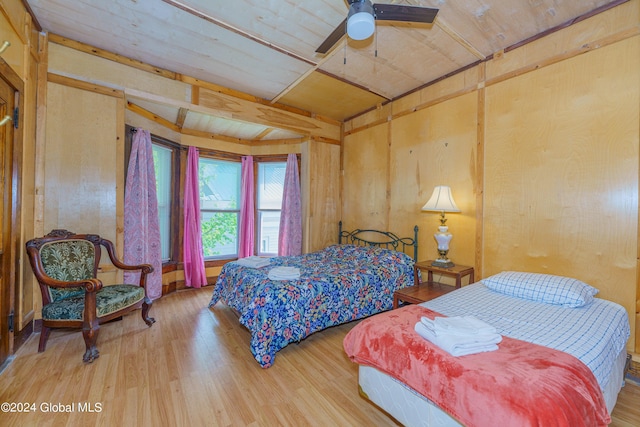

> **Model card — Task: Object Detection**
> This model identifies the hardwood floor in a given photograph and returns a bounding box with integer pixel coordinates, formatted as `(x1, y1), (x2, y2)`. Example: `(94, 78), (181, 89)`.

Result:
(0, 287), (638, 426)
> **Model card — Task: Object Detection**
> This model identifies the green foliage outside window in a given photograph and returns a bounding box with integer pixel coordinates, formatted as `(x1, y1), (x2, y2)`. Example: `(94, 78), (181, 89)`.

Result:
(201, 213), (237, 257)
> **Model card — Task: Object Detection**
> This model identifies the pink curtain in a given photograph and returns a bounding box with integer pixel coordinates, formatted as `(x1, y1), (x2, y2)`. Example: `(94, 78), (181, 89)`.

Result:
(278, 153), (302, 256)
(183, 146), (207, 288)
(238, 156), (255, 258)
(123, 128), (162, 301)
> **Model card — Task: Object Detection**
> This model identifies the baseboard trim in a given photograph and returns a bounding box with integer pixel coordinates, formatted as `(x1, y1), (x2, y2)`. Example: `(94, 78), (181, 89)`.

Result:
(162, 276), (217, 296)
(13, 320), (36, 352)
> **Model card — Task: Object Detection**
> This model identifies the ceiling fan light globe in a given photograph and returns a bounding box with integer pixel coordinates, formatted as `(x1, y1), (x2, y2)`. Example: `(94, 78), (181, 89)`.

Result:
(347, 0), (375, 41)
(347, 12), (375, 40)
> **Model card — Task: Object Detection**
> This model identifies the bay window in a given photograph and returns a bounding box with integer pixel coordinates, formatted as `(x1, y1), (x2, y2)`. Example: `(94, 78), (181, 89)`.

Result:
(129, 127), (297, 265)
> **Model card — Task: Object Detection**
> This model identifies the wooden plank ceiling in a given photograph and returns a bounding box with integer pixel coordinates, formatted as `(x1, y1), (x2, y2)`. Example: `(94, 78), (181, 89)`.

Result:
(26, 0), (620, 143)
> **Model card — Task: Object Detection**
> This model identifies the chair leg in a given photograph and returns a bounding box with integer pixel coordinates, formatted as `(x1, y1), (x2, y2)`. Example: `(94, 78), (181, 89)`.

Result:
(142, 297), (155, 326)
(38, 326), (51, 352)
(81, 321), (100, 363)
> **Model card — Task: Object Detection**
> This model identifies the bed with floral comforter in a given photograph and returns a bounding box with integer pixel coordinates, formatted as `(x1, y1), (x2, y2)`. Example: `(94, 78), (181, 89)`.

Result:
(208, 244), (416, 367)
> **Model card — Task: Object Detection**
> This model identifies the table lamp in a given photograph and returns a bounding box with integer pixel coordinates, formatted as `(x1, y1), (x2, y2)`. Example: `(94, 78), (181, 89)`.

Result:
(421, 186), (460, 268)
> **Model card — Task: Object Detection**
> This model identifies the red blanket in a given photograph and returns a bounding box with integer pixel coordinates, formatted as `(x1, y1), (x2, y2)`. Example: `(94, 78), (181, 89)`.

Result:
(343, 305), (610, 427)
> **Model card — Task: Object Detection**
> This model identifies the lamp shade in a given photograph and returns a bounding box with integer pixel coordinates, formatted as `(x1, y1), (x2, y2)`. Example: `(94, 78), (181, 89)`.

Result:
(421, 186), (460, 213)
(347, 1), (375, 40)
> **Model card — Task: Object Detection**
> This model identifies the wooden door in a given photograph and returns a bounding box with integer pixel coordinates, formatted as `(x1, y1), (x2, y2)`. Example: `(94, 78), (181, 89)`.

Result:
(0, 73), (14, 367)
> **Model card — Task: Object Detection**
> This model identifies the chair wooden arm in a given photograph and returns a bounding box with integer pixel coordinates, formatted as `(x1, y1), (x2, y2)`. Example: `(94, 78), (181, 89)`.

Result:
(97, 239), (156, 330)
(99, 237), (154, 276)
(36, 276), (103, 293)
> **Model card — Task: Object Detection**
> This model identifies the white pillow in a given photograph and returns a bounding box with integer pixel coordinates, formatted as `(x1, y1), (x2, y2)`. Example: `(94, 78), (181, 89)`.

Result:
(482, 271), (598, 308)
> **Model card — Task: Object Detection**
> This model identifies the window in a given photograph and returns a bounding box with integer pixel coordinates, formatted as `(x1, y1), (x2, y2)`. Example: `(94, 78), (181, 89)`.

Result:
(257, 162), (286, 255)
(199, 158), (241, 259)
(152, 143), (172, 261)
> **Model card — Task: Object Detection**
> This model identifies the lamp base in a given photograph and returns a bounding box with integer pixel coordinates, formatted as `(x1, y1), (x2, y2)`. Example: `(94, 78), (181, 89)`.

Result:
(432, 227), (454, 268)
(431, 259), (455, 268)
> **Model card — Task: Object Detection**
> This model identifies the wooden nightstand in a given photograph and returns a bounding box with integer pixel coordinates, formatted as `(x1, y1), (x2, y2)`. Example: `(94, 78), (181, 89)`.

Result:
(413, 260), (475, 288)
(393, 261), (474, 309)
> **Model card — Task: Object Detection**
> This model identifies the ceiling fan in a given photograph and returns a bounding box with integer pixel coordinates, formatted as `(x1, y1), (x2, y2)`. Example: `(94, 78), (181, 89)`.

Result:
(316, 0), (439, 54)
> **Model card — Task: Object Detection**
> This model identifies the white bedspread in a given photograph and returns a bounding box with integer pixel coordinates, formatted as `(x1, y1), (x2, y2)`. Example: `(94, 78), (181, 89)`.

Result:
(421, 282), (630, 392)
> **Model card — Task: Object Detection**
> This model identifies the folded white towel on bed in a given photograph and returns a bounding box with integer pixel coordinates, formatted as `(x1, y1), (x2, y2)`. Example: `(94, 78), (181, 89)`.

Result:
(235, 256), (271, 268)
(421, 315), (498, 336)
(414, 321), (502, 357)
(268, 266), (300, 281)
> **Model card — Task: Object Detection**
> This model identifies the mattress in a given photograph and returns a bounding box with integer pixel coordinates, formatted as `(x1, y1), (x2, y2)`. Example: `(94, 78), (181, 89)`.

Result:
(359, 347), (628, 426)
(357, 282), (630, 425)
(421, 283), (629, 393)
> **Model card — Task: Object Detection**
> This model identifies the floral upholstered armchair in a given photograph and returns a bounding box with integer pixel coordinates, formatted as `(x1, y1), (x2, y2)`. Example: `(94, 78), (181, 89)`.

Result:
(26, 230), (156, 363)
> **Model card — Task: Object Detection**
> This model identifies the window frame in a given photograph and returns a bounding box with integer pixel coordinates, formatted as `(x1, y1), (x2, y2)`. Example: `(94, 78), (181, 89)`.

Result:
(149, 134), (181, 267)
(197, 155), (242, 260)
(253, 155), (300, 257)
(152, 142), (173, 262)
(255, 160), (287, 256)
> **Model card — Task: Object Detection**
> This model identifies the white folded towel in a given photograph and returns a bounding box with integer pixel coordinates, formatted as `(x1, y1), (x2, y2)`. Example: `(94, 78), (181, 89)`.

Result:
(421, 315), (497, 336)
(414, 321), (502, 357)
(268, 266), (300, 281)
(235, 256), (271, 268)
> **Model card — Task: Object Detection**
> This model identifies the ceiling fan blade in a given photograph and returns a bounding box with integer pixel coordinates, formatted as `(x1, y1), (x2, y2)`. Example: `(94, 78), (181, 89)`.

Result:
(373, 4), (438, 23)
(316, 18), (347, 54)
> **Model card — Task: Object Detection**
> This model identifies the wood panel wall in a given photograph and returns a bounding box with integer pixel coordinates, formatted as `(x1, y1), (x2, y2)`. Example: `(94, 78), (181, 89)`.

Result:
(389, 93), (478, 266)
(342, 124), (390, 233)
(343, 2), (640, 354)
(43, 81), (125, 287)
(483, 37), (638, 315)
(304, 139), (341, 253)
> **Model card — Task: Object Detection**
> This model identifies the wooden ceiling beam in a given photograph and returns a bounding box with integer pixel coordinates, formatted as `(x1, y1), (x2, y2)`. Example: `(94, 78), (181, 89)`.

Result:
(126, 101), (181, 133)
(181, 127), (252, 145)
(434, 17), (486, 60)
(176, 107), (188, 129)
(193, 86), (341, 141)
(182, 75), (330, 121)
(125, 97), (335, 146)
(48, 33), (177, 80)
(254, 128), (275, 140)
(48, 73), (124, 98)
(183, 128), (308, 146)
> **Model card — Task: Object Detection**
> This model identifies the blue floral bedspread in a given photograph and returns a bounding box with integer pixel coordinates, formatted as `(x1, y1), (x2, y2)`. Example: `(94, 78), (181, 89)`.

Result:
(208, 244), (415, 368)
